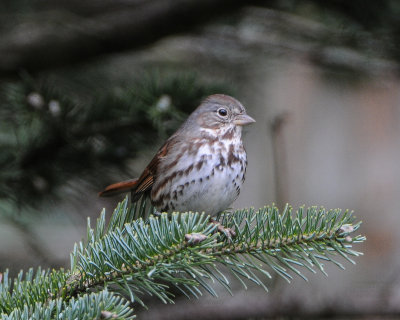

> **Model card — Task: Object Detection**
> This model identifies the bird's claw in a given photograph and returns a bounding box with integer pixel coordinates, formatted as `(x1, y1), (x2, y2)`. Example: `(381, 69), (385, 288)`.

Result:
(185, 233), (207, 245)
(210, 218), (236, 240)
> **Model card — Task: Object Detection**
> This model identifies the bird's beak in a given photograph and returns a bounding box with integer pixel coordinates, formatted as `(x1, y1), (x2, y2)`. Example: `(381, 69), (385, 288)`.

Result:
(233, 114), (256, 126)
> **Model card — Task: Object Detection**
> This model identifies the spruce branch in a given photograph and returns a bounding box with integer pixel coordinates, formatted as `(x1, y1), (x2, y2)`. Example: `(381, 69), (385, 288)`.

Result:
(0, 199), (365, 318)
(1, 288), (134, 320)
(66, 198), (364, 306)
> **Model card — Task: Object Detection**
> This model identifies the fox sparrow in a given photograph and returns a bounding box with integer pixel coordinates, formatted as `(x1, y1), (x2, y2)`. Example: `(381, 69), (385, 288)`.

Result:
(99, 94), (255, 217)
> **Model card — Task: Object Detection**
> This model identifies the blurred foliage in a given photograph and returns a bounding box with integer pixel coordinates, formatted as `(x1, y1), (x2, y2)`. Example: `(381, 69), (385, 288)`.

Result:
(0, 71), (231, 209)
(1, 0), (400, 62)
(273, 0), (400, 61)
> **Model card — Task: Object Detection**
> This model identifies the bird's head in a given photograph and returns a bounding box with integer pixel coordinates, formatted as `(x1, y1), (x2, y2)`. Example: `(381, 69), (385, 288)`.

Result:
(193, 94), (255, 133)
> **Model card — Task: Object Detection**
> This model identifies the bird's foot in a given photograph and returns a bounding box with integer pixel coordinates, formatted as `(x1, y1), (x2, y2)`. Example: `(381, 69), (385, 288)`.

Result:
(184, 218), (236, 245)
(185, 233), (207, 245)
(209, 218), (236, 239)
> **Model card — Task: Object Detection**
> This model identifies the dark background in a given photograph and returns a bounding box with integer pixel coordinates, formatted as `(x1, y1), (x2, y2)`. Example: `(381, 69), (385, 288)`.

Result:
(1, 1), (399, 318)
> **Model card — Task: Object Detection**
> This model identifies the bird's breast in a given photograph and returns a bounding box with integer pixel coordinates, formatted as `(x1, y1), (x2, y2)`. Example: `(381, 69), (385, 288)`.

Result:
(151, 136), (247, 215)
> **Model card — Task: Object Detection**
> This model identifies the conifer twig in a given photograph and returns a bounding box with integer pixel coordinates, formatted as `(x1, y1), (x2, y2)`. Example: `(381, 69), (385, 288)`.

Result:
(0, 198), (365, 319)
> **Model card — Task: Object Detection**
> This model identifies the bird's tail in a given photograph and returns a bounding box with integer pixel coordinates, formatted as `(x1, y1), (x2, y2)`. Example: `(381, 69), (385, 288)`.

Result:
(98, 179), (139, 197)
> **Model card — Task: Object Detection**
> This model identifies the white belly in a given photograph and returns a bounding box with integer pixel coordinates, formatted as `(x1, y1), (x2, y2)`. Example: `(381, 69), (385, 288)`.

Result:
(171, 161), (243, 215)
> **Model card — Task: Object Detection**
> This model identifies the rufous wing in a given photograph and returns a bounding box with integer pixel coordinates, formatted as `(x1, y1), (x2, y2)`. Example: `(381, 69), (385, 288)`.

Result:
(99, 138), (171, 200)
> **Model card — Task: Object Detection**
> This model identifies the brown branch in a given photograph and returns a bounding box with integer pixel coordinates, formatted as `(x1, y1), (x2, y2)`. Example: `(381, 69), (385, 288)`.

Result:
(0, 0), (262, 75)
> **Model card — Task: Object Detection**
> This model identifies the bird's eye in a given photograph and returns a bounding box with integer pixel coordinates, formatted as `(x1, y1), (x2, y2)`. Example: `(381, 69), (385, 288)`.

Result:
(218, 108), (228, 117)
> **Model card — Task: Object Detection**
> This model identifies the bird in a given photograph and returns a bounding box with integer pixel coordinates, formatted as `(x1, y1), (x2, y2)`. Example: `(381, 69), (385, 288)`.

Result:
(99, 94), (255, 218)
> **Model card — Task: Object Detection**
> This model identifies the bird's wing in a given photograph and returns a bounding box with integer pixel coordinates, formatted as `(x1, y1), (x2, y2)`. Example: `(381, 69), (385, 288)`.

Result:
(98, 139), (171, 200)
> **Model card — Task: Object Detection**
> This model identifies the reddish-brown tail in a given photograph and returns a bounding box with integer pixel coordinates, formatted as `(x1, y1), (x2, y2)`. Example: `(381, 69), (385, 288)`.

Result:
(98, 179), (139, 197)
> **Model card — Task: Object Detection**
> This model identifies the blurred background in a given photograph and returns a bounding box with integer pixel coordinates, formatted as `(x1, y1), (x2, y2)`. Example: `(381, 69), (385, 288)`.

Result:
(1, 0), (399, 318)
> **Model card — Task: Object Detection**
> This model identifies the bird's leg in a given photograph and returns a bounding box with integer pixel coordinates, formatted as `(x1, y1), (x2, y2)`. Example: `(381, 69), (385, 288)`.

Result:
(184, 216), (236, 245)
(153, 210), (162, 217)
(209, 217), (236, 239)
